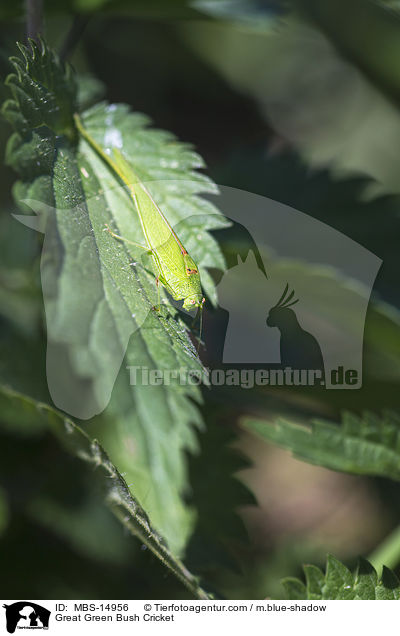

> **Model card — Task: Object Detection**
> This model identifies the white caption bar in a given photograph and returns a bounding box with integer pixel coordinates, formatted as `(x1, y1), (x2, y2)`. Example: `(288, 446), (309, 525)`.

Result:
(1, 599), (397, 636)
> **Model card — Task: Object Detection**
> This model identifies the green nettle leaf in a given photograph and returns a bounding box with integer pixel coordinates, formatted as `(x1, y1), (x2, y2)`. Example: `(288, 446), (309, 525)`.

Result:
(281, 577), (307, 600)
(2, 40), (229, 553)
(3, 40), (76, 139)
(0, 384), (211, 600)
(282, 555), (400, 600)
(185, 419), (255, 572)
(303, 564), (326, 599)
(243, 410), (400, 481)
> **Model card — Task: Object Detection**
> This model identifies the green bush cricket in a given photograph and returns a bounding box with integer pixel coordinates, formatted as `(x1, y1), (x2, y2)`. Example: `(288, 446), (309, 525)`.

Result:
(73, 113), (205, 338)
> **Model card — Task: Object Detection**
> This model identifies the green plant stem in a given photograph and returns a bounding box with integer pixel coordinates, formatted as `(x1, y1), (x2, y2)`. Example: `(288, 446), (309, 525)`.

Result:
(110, 505), (211, 600)
(368, 524), (400, 573)
(26, 0), (43, 42)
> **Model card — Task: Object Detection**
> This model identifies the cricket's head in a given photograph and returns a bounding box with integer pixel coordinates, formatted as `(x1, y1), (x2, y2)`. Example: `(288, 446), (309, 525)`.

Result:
(183, 295), (205, 311)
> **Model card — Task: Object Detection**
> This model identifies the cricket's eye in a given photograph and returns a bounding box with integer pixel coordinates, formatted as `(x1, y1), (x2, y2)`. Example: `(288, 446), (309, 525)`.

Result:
(191, 299), (196, 304)
(186, 267), (198, 275)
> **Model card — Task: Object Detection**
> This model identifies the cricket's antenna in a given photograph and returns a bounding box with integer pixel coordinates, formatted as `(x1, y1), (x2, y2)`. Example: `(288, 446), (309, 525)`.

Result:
(196, 298), (205, 357)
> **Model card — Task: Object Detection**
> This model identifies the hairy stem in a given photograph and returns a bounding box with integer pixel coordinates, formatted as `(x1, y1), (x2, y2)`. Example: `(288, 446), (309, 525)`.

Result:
(26, 0), (43, 42)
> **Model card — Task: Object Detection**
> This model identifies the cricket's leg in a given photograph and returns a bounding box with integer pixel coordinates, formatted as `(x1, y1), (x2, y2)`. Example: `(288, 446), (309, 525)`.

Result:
(189, 299), (205, 356)
(197, 301), (205, 356)
(151, 276), (163, 312)
(152, 274), (169, 312)
(104, 224), (150, 252)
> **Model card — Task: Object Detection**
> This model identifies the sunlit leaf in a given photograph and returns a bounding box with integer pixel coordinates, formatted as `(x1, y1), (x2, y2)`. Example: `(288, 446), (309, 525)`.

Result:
(282, 554), (400, 600)
(2, 39), (229, 553)
(243, 410), (400, 481)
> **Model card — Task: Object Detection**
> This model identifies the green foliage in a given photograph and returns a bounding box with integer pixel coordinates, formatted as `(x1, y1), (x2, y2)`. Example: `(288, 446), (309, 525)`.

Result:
(243, 411), (400, 481)
(192, 0), (288, 27)
(2, 10), (400, 602)
(2, 39), (76, 209)
(0, 383), (211, 599)
(282, 555), (400, 599)
(3, 39), (76, 139)
(2, 39), (229, 553)
(294, 0), (400, 103)
(185, 413), (255, 573)
(203, 0), (400, 107)
(0, 0), (198, 20)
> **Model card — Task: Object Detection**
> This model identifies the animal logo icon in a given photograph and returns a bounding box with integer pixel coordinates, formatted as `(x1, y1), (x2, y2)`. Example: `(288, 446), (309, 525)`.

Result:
(3, 602), (50, 633)
(266, 283), (325, 373)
